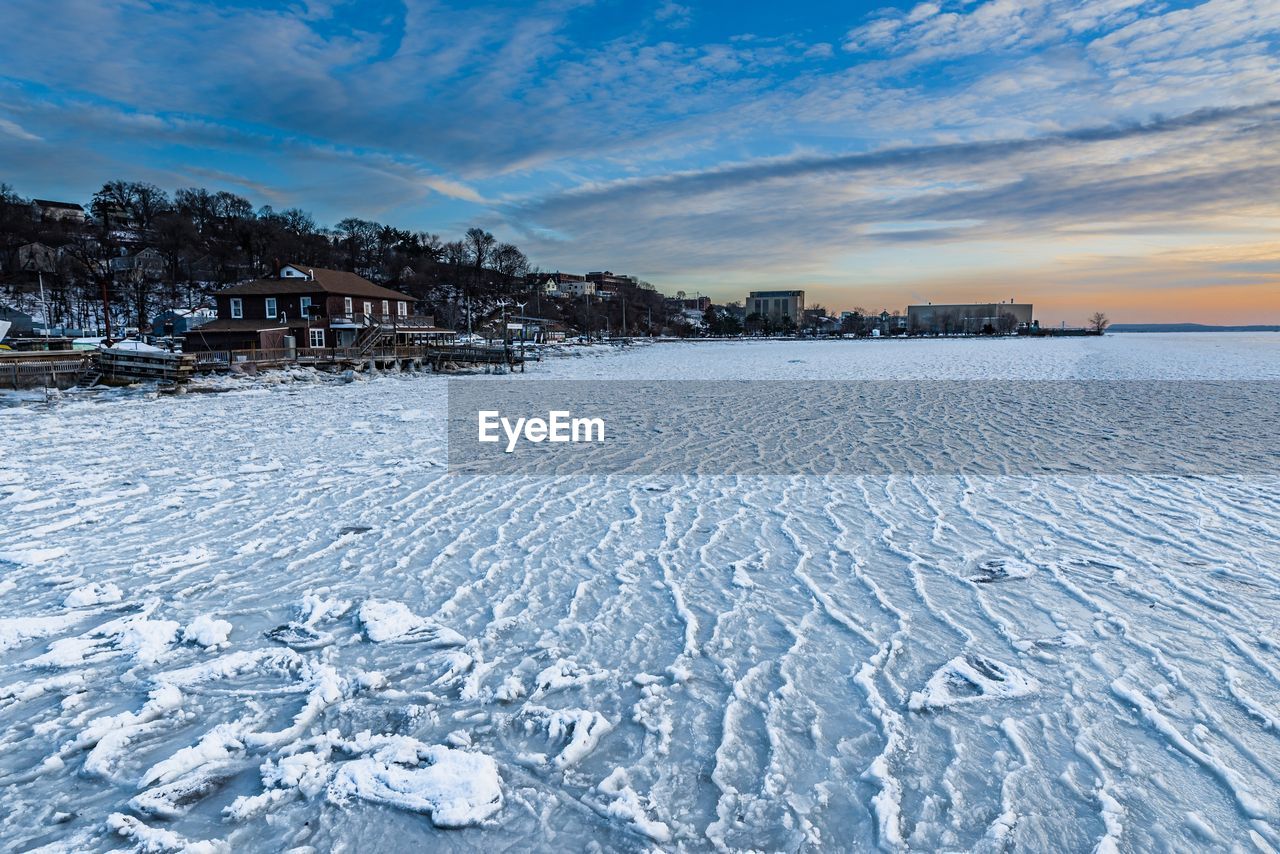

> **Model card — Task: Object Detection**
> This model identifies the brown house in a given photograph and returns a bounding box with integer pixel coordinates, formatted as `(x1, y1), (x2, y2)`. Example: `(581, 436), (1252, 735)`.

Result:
(187, 264), (452, 352)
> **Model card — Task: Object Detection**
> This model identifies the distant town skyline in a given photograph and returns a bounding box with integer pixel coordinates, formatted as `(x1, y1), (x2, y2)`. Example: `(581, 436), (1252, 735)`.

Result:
(2, 0), (1278, 326)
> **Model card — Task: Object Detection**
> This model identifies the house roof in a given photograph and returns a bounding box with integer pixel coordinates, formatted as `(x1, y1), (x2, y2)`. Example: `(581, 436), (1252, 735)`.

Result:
(220, 266), (413, 301)
(32, 199), (85, 211)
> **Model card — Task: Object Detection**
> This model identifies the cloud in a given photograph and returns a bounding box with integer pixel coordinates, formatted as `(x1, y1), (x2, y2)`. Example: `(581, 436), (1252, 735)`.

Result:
(506, 101), (1280, 277)
(0, 116), (41, 141)
(1, 0), (1278, 320)
(655, 0), (692, 29)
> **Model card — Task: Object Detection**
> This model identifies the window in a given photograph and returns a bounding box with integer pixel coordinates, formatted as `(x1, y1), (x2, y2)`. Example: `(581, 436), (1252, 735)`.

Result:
(344, 297), (353, 314)
(265, 297), (277, 319)
(300, 296), (312, 317)
(397, 301), (407, 317)
(230, 297), (243, 319)
(363, 301), (372, 316)
(309, 328), (325, 348)
(381, 300), (389, 316)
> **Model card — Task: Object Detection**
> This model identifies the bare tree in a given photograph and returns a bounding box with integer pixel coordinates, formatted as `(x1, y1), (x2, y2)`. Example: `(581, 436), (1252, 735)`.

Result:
(465, 227), (495, 276)
(492, 243), (529, 280)
(1089, 312), (1110, 333)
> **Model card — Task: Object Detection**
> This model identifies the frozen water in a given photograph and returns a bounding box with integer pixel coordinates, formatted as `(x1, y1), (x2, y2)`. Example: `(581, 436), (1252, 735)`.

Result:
(0, 333), (1278, 851)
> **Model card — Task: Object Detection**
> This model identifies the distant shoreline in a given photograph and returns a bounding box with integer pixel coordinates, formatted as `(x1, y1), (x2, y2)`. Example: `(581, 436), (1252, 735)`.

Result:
(1109, 324), (1280, 333)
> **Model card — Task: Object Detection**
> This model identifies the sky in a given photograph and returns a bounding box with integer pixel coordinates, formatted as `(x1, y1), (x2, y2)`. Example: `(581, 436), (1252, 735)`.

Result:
(1, 0), (1279, 325)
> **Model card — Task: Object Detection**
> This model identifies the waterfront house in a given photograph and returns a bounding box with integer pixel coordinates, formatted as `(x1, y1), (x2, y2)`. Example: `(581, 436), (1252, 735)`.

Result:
(187, 264), (452, 352)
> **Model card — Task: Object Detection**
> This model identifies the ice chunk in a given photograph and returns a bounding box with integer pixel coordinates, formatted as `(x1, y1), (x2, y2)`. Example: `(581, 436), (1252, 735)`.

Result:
(183, 615), (232, 650)
(531, 658), (611, 698)
(140, 723), (246, 788)
(523, 705), (613, 769)
(118, 618), (181, 665)
(298, 591), (352, 625)
(265, 622), (332, 650)
(156, 648), (303, 688)
(0, 614), (80, 651)
(62, 581), (123, 608)
(31, 608), (179, 668)
(72, 685), (185, 781)
(596, 767), (671, 842)
(107, 812), (228, 853)
(0, 546), (67, 565)
(909, 654), (1039, 711)
(328, 743), (503, 828)
(358, 599), (465, 645)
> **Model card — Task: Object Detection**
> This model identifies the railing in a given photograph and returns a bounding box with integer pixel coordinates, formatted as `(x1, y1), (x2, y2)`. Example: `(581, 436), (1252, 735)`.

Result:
(327, 313), (438, 328)
(327, 313), (372, 327)
(190, 342), (518, 371)
(0, 356), (91, 390)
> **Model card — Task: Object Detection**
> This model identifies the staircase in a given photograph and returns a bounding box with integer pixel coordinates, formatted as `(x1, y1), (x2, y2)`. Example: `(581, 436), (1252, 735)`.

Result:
(353, 317), (388, 357)
(74, 357), (101, 389)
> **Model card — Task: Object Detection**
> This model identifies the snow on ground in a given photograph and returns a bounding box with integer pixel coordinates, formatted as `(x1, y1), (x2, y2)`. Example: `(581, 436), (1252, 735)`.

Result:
(0, 333), (1278, 851)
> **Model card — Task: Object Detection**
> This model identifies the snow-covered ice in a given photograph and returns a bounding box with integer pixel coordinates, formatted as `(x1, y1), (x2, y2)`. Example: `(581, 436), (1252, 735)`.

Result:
(0, 333), (1278, 851)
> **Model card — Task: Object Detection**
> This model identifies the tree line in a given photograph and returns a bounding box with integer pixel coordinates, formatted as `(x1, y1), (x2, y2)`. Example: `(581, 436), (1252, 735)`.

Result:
(0, 179), (547, 335)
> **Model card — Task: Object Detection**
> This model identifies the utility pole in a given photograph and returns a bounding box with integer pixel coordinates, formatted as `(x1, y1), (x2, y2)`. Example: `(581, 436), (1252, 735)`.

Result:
(99, 269), (113, 345)
(515, 301), (526, 366)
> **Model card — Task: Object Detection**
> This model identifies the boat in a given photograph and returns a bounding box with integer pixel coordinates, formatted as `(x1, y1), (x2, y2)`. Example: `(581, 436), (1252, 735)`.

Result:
(0, 320), (10, 345)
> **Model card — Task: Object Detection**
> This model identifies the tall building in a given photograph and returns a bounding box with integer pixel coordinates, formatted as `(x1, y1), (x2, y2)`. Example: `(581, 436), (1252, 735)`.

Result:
(746, 290), (804, 322)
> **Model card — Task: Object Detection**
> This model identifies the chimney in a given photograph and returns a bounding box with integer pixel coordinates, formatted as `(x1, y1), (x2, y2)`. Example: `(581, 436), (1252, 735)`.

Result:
(273, 257), (281, 278)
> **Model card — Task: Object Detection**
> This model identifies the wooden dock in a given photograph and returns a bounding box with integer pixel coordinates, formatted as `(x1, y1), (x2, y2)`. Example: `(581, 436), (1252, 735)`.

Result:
(0, 350), (91, 390)
(97, 347), (197, 383)
(0, 342), (524, 390)
(190, 343), (525, 373)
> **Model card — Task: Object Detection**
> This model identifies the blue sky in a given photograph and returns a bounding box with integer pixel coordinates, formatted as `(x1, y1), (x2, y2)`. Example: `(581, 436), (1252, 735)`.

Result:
(2, 0), (1279, 322)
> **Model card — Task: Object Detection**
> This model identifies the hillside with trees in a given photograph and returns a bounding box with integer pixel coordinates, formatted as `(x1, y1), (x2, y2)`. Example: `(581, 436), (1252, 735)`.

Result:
(0, 180), (682, 338)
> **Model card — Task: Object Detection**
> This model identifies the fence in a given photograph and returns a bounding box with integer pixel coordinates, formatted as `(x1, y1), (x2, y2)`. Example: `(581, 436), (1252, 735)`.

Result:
(0, 356), (90, 390)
